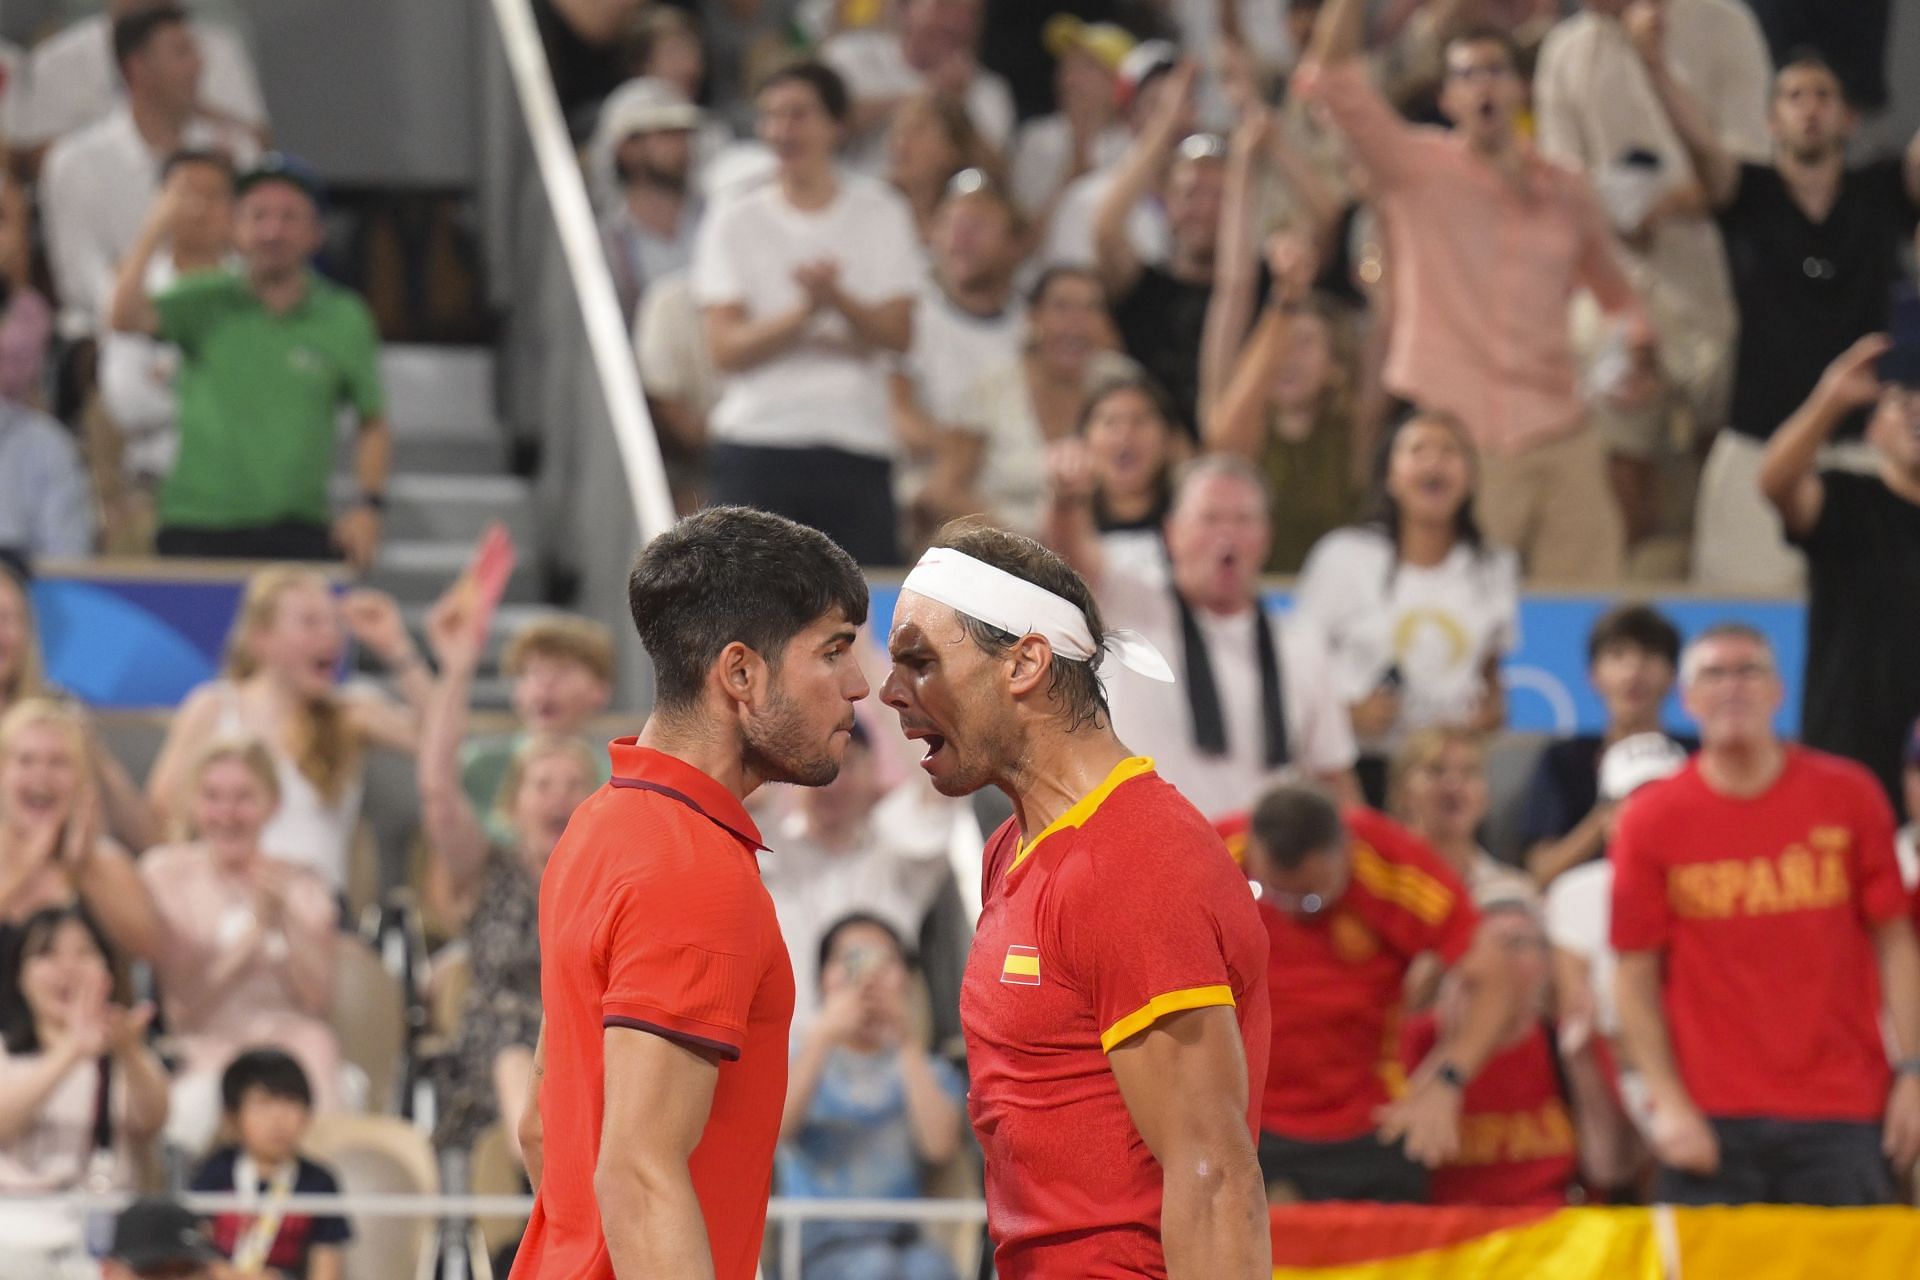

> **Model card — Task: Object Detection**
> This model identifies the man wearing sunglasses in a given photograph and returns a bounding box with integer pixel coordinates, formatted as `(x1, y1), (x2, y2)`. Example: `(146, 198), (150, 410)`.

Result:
(1232, 782), (1518, 1203)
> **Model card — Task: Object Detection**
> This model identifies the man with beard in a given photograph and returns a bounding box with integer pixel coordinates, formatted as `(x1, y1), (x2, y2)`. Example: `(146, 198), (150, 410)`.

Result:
(509, 507), (870, 1280)
(881, 524), (1271, 1278)
(596, 77), (705, 324)
(1634, 31), (1920, 592)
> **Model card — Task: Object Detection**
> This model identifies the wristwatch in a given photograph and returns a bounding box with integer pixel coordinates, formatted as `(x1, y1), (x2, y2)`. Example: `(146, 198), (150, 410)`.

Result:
(357, 491), (388, 512)
(1895, 1057), (1920, 1078)
(1434, 1062), (1467, 1091)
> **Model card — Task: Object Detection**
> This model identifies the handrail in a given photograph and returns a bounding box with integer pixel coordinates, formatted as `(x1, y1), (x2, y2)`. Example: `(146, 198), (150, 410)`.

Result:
(484, 0), (676, 545)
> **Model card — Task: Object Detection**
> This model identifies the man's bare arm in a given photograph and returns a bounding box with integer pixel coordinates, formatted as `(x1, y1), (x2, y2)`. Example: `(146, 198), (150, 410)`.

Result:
(596, 1026), (723, 1278)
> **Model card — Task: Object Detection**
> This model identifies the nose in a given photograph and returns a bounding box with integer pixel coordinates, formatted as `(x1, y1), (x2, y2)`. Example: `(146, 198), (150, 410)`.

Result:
(879, 667), (909, 711)
(845, 665), (871, 704)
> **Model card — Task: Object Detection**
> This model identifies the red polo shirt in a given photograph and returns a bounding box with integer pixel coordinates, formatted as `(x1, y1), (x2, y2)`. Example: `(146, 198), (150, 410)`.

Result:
(510, 740), (794, 1280)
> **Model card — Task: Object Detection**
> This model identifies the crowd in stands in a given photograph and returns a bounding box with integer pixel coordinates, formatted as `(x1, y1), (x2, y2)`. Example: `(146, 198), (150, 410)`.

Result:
(1, 0), (1919, 1274)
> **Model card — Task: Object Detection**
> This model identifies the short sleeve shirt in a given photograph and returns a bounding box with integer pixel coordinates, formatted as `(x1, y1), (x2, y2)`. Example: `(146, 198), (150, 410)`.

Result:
(193, 1148), (351, 1279)
(511, 741), (794, 1280)
(1610, 748), (1908, 1120)
(1719, 158), (1919, 440)
(960, 757), (1269, 1278)
(1793, 471), (1920, 815)
(156, 269), (385, 529)
(1259, 806), (1478, 1139)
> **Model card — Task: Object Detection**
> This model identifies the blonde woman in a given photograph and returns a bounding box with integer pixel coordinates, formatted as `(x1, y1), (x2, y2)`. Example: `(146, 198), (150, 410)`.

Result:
(1389, 727), (1536, 911)
(419, 587), (597, 1158)
(0, 566), (158, 853)
(140, 739), (342, 1149)
(148, 566), (430, 890)
(0, 699), (161, 962)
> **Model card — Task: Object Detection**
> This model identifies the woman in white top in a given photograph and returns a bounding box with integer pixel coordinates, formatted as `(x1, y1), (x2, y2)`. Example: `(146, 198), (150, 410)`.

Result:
(1294, 410), (1519, 806)
(0, 699), (161, 963)
(0, 905), (167, 1192)
(141, 739), (341, 1149)
(886, 93), (992, 248)
(1389, 727), (1537, 911)
(148, 567), (430, 891)
(937, 266), (1127, 534)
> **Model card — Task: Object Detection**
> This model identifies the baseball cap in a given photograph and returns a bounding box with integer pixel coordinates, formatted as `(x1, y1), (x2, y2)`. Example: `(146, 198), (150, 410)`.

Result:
(235, 151), (326, 208)
(1598, 733), (1689, 804)
(1042, 16), (1136, 74)
(1115, 39), (1180, 111)
(110, 1199), (223, 1273)
(600, 76), (703, 138)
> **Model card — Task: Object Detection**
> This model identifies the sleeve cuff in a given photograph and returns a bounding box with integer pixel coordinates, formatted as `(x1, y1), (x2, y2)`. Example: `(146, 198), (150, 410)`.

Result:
(1099, 984), (1236, 1054)
(603, 1006), (745, 1062)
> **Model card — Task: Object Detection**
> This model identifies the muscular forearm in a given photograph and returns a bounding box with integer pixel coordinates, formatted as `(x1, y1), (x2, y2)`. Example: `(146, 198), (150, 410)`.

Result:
(1161, 1141), (1270, 1279)
(597, 1160), (715, 1280)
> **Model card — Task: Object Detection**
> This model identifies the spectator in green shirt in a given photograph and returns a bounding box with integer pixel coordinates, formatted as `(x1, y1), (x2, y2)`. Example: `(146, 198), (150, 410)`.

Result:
(107, 154), (390, 569)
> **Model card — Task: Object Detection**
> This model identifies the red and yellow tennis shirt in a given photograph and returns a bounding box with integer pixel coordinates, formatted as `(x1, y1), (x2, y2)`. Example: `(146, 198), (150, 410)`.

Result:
(960, 756), (1270, 1279)
(511, 740), (793, 1280)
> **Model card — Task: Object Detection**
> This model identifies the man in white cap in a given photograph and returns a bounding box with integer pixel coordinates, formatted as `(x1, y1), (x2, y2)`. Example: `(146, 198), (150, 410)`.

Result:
(881, 522), (1270, 1278)
(594, 77), (705, 324)
(1543, 729), (1688, 1191)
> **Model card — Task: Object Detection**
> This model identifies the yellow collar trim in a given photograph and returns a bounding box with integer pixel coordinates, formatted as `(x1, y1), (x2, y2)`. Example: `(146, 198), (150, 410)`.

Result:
(1010, 756), (1156, 872)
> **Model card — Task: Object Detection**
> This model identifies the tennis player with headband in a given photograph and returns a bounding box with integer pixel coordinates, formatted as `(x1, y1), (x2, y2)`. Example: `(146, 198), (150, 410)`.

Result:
(882, 523), (1271, 1278)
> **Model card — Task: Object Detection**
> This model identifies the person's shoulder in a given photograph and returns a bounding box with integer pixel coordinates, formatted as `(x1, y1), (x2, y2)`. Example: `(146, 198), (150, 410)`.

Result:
(305, 274), (376, 319)
(1616, 761), (1701, 826)
(295, 1155), (343, 1193)
(841, 170), (917, 224)
(1346, 807), (1471, 897)
(40, 108), (120, 174)
(27, 15), (102, 72)
(1534, 8), (1599, 67)
(1542, 733), (1604, 773)
(1303, 524), (1393, 577)
(1787, 745), (1886, 797)
(187, 1145), (240, 1190)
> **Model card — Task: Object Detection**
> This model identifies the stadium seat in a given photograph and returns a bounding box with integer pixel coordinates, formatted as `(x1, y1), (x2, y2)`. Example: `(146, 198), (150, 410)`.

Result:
(330, 935), (408, 1115)
(303, 1112), (441, 1280)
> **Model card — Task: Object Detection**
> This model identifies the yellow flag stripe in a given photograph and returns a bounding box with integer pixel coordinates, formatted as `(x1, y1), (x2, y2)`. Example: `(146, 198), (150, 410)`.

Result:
(1002, 953), (1041, 978)
(1351, 842), (1453, 925)
(1099, 984), (1236, 1053)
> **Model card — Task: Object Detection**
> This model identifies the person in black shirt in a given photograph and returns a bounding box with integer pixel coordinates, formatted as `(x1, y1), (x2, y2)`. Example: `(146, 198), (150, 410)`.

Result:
(1633, 30), (1920, 592)
(1090, 60), (1266, 437)
(1521, 603), (1689, 888)
(1761, 334), (1920, 819)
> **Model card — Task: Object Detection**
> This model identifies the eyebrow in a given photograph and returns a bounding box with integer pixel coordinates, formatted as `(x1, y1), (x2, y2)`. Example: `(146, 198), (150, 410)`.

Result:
(821, 628), (858, 651)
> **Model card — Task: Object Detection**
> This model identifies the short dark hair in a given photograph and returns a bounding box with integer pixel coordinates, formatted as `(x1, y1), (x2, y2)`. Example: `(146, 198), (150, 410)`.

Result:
(816, 911), (913, 989)
(1249, 782), (1345, 871)
(113, 4), (189, 71)
(628, 507), (868, 713)
(0, 906), (117, 1056)
(932, 521), (1111, 732)
(1076, 367), (1180, 439)
(1587, 603), (1682, 668)
(756, 60), (851, 124)
(1775, 45), (1841, 90)
(221, 1048), (313, 1114)
(161, 148), (236, 186)
(1444, 24), (1520, 71)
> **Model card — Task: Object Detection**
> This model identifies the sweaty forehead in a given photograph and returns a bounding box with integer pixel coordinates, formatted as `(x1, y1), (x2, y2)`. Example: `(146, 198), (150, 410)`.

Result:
(888, 593), (968, 652)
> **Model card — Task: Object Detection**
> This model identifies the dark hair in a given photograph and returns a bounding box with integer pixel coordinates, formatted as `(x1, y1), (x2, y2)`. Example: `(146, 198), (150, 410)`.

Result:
(757, 60), (851, 124)
(1774, 45), (1844, 99)
(221, 1047), (313, 1114)
(161, 148), (236, 186)
(1587, 603), (1682, 669)
(1361, 406), (1487, 584)
(1026, 263), (1105, 311)
(816, 912), (913, 990)
(1443, 24), (1520, 72)
(628, 507), (868, 713)
(931, 521), (1111, 732)
(1075, 368), (1180, 439)
(0, 906), (116, 1056)
(1249, 783), (1346, 872)
(113, 4), (189, 71)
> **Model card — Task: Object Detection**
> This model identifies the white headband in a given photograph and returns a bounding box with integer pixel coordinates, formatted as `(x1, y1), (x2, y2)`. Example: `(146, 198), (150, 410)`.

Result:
(899, 547), (1175, 683)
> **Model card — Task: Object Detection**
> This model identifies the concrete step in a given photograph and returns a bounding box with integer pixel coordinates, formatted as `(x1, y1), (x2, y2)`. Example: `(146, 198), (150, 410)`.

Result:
(367, 538), (543, 606)
(330, 472), (534, 544)
(380, 345), (495, 437)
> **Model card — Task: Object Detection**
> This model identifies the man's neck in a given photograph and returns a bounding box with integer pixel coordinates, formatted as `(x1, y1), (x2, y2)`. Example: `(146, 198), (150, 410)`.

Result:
(1699, 737), (1787, 798)
(248, 267), (309, 315)
(1174, 579), (1255, 620)
(1462, 128), (1525, 176)
(624, 182), (687, 236)
(1167, 242), (1213, 286)
(780, 162), (838, 212)
(1102, 485), (1160, 525)
(999, 726), (1133, 840)
(1604, 710), (1662, 745)
(638, 711), (761, 803)
(128, 96), (188, 156)
(1777, 148), (1845, 217)
(940, 270), (1012, 319)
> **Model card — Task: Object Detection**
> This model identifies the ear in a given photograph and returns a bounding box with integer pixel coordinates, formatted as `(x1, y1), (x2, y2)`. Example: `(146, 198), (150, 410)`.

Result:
(1004, 635), (1055, 701)
(712, 640), (769, 713)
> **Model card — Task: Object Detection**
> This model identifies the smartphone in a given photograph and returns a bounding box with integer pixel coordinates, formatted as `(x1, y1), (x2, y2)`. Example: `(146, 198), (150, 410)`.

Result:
(1879, 284), (1920, 389)
(1377, 663), (1404, 694)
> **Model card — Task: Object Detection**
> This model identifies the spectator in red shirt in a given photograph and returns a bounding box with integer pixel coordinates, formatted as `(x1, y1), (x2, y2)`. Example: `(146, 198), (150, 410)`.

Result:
(1240, 784), (1519, 1202)
(510, 507), (870, 1280)
(1400, 903), (1581, 1207)
(1612, 622), (1920, 1205)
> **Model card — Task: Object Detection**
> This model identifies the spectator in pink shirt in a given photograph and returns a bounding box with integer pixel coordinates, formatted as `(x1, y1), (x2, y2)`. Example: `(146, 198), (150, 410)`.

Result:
(1295, 0), (1657, 584)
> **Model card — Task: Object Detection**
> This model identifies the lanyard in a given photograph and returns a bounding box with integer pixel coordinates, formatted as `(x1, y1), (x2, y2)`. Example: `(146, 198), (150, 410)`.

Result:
(231, 1153), (297, 1273)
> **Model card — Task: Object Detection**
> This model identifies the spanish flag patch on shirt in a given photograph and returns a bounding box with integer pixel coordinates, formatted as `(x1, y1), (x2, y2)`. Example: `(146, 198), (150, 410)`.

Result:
(1001, 945), (1041, 985)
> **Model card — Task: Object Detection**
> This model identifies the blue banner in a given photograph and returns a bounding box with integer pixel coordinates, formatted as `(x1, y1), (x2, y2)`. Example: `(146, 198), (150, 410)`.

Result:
(867, 585), (1808, 737)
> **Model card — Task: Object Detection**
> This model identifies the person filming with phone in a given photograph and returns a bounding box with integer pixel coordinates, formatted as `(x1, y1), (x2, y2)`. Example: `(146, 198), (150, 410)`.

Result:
(777, 912), (965, 1280)
(1760, 325), (1920, 819)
